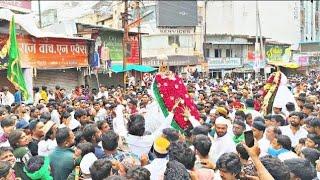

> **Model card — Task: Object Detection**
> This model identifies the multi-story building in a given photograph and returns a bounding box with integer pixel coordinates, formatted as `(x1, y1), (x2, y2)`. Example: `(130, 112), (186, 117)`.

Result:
(204, 34), (251, 78)
(204, 1), (301, 76)
(299, 0), (320, 70)
(100, 1), (204, 72)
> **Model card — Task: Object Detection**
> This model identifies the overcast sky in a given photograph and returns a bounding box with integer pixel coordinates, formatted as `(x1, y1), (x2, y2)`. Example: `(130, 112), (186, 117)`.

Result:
(31, 1), (99, 13)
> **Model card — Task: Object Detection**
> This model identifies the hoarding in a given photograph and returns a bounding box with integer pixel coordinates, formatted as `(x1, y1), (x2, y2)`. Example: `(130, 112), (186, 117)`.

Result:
(265, 45), (291, 63)
(99, 31), (123, 62)
(157, 1), (197, 27)
(127, 35), (139, 64)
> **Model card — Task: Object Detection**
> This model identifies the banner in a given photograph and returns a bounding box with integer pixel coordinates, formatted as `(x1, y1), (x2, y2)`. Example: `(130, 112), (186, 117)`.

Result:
(127, 35), (139, 64)
(265, 45), (291, 63)
(292, 54), (309, 66)
(99, 31), (123, 62)
(0, 34), (88, 69)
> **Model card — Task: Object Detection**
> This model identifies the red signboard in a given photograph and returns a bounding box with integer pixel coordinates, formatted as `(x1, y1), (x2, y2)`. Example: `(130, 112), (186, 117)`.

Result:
(127, 35), (140, 64)
(0, 34), (89, 69)
(0, 0), (31, 13)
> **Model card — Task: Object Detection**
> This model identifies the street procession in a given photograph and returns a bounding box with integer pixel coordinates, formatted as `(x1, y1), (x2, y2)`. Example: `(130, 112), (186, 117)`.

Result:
(0, 1), (319, 180)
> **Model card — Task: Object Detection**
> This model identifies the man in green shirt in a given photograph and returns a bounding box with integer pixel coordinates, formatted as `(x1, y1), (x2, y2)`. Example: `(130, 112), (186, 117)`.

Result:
(49, 127), (76, 180)
(232, 120), (246, 144)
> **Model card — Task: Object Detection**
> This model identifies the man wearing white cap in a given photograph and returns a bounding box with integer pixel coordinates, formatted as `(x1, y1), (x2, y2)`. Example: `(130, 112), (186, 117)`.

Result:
(209, 116), (236, 163)
(80, 152), (97, 179)
(205, 109), (216, 125)
(273, 102), (286, 119)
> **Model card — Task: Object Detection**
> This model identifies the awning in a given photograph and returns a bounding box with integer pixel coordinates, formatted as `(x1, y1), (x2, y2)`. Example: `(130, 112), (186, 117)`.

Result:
(0, 9), (90, 40)
(268, 61), (300, 69)
(111, 64), (157, 73)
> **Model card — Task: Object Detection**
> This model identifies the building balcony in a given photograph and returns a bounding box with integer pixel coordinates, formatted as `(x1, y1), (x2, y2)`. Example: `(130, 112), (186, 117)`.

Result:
(207, 57), (243, 69)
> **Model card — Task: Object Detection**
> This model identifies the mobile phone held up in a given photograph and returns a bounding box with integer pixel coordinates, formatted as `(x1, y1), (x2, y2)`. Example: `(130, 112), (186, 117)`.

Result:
(244, 130), (254, 148)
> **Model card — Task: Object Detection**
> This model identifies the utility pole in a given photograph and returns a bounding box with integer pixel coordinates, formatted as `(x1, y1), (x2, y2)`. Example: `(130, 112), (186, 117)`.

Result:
(257, 1), (264, 71)
(254, 1), (259, 79)
(38, 0), (42, 28)
(203, 0), (208, 61)
(136, 1), (143, 81)
(121, 0), (129, 87)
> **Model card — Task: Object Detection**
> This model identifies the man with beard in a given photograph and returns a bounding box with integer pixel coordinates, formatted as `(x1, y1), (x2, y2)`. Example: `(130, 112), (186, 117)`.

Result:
(49, 127), (76, 180)
(232, 120), (246, 144)
(209, 117), (235, 163)
(280, 112), (308, 147)
(82, 124), (103, 159)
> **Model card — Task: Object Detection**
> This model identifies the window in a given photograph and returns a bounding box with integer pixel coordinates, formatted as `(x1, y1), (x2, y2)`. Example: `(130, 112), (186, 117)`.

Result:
(204, 48), (210, 57)
(214, 49), (221, 58)
(168, 35), (180, 47)
(226, 49), (232, 57)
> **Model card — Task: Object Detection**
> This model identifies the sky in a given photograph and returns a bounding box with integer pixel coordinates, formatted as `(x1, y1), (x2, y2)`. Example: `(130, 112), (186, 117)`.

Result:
(31, 1), (99, 14)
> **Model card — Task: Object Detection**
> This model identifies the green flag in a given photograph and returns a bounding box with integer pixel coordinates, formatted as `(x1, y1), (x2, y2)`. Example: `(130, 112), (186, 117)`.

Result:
(7, 16), (29, 100)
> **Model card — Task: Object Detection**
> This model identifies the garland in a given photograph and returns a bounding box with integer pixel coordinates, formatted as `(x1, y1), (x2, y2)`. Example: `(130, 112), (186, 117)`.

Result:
(261, 71), (281, 115)
(152, 80), (184, 134)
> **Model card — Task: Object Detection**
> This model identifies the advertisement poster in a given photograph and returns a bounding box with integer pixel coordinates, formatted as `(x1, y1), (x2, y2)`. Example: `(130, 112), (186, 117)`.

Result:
(99, 31), (123, 62)
(127, 35), (139, 64)
(265, 45), (291, 63)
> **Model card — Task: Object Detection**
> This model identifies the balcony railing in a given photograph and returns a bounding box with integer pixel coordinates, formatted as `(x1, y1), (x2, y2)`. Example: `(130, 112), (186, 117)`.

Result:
(207, 57), (242, 69)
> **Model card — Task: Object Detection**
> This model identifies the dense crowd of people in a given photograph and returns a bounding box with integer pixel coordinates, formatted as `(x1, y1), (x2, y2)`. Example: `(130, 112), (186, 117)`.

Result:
(0, 70), (320, 180)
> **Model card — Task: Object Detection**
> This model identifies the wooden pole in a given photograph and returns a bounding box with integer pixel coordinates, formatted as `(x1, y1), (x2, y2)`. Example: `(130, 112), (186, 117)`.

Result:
(122, 0), (129, 88)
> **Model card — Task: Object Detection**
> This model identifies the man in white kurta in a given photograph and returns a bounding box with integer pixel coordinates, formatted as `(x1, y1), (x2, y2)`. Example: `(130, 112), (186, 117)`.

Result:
(0, 87), (14, 106)
(209, 117), (236, 163)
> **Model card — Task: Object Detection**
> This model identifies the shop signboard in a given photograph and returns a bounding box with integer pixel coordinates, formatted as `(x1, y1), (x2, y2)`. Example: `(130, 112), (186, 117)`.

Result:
(292, 54), (309, 66)
(208, 57), (242, 69)
(0, 0), (31, 13)
(0, 34), (89, 69)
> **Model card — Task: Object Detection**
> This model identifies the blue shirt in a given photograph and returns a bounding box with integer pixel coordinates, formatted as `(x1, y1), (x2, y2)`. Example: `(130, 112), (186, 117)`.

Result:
(14, 91), (22, 104)
(95, 145), (105, 159)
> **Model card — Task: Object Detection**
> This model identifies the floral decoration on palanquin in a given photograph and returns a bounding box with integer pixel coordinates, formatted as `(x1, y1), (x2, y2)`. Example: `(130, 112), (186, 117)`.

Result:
(155, 74), (200, 129)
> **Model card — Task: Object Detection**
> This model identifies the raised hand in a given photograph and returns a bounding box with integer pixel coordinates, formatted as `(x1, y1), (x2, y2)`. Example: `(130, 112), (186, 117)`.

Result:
(182, 106), (192, 119)
(172, 98), (182, 112)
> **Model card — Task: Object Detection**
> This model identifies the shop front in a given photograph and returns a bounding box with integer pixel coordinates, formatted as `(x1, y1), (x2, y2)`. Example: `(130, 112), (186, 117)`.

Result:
(76, 23), (143, 87)
(0, 9), (92, 102)
(0, 34), (91, 98)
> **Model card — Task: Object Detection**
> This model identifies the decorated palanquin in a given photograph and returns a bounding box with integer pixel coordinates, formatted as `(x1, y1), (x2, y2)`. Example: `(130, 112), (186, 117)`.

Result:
(151, 71), (200, 133)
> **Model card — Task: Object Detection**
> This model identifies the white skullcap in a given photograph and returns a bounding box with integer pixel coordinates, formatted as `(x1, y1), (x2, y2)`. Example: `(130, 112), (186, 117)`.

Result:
(80, 152), (97, 175)
(210, 109), (216, 114)
(215, 116), (229, 126)
(273, 101), (283, 109)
